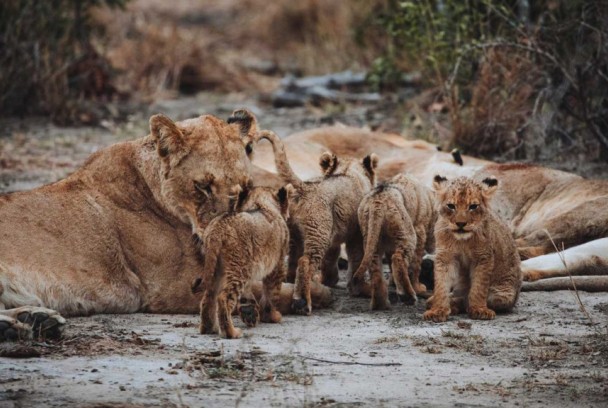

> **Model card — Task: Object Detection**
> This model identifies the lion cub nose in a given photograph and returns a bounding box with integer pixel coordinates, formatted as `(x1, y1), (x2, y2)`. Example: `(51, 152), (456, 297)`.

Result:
(456, 222), (467, 229)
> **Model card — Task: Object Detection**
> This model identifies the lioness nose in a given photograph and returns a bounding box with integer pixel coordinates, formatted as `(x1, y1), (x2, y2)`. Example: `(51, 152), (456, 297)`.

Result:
(456, 222), (467, 229)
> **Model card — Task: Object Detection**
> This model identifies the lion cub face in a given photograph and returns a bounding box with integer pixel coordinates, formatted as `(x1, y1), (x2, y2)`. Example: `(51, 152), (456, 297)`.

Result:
(149, 110), (256, 231)
(433, 175), (498, 240)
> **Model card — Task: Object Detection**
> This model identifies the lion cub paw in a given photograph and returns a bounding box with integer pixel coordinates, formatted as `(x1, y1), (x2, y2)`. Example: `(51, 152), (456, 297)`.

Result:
(468, 307), (496, 320)
(222, 327), (243, 339)
(261, 307), (282, 324)
(239, 304), (260, 328)
(423, 308), (450, 323)
(291, 298), (311, 316)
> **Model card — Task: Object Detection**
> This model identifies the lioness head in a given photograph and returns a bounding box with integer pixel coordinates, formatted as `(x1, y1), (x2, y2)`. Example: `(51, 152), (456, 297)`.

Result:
(149, 109), (257, 231)
(433, 175), (498, 240)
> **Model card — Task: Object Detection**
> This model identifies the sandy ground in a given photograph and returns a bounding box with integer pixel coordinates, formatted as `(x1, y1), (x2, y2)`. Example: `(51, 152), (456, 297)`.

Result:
(1, 94), (607, 407)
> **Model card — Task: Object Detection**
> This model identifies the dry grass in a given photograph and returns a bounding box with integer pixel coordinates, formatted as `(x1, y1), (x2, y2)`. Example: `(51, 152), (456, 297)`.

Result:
(450, 48), (544, 158)
(93, 0), (383, 100)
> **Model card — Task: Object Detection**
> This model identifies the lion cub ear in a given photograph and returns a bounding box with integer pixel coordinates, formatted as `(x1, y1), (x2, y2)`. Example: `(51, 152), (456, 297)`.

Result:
(433, 175), (448, 193)
(319, 152), (338, 176)
(481, 176), (498, 198)
(150, 114), (188, 162)
(276, 186), (290, 216)
(362, 153), (379, 175)
(227, 109), (258, 139)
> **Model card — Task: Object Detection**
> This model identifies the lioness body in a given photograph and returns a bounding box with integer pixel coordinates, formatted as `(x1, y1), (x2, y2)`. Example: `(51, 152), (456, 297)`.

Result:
(355, 174), (436, 310)
(195, 187), (290, 339)
(423, 176), (521, 322)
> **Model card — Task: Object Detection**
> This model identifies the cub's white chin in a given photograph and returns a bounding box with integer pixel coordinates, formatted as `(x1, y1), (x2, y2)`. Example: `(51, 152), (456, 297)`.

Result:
(452, 231), (473, 240)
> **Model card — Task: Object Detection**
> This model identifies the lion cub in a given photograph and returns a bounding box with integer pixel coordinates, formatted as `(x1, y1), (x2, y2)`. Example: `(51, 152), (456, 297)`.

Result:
(193, 185), (290, 339)
(423, 176), (521, 322)
(354, 174), (436, 310)
(256, 130), (378, 315)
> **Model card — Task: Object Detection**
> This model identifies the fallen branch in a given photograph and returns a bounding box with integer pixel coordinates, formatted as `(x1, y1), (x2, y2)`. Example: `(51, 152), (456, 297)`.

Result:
(299, 355), (402, 367)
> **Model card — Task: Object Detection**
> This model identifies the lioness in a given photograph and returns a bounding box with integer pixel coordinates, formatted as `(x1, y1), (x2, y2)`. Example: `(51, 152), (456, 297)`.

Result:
(253, 126), (608, 290)
(192, 184), (290, 339)
(423, 176), (521, 322)
(354, 174), (436, 310)
(0, 110), (333, 341)
(256, 130), (378, 315)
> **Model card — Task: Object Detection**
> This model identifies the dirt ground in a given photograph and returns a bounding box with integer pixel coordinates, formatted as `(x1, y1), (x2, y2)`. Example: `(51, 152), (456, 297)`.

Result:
(1, 95), (607, 407)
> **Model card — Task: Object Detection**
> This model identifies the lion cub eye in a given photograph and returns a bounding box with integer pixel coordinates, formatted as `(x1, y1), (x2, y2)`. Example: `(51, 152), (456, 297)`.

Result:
(194, 181), (212, 196)
(469, 204), (479, 211)
(446, 203), (456, 211)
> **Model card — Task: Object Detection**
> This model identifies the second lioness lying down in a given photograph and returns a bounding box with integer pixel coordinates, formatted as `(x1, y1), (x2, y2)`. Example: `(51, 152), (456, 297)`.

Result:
(354, 173), (436, 310)
(424, 175), (522, 322)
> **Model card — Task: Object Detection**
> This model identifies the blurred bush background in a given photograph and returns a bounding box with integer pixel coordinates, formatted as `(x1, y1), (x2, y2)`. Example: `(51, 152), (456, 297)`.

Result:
(1, 0), (607, 162)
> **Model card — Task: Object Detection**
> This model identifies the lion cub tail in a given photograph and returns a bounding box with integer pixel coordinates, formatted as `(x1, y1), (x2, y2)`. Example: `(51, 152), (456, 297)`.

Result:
(354, 203), (385, 280)
(256, 130), (303, 190)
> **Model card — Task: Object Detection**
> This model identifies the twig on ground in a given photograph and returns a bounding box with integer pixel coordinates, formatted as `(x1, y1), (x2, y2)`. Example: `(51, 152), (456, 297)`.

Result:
(299, 355), (401, 366)
(542, 229), (596, 328)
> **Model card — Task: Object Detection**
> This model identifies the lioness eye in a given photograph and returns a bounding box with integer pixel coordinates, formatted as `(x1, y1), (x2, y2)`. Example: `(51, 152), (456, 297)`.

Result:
(446, 203), (456, 210)
(245, 142), (253, 156)
(469, 204), (479, 211)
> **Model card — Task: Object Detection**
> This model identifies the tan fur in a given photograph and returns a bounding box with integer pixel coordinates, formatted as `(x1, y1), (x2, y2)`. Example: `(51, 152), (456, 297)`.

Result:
(193, 186), (290, 339)
(255, 130), (378, 315)
(354, 174), (436, 310)
(253, 126), (608, 289)
(0, 111), (255, 320)
(423, 176), (522, 322)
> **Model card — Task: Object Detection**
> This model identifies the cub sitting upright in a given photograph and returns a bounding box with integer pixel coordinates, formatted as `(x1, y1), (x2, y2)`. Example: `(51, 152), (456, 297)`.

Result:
(423, 176), (521, 322)
(193, 184), (290, 339)
(256, 130), (378, 315)
(354, 173), (436, 310)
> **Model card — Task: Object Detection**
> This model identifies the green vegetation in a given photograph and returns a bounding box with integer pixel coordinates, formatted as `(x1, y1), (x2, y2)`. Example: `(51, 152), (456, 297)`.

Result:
(0, 0), (128, 123)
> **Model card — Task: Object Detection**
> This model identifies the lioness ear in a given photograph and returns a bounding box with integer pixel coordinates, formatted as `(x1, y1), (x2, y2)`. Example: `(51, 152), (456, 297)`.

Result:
(433, 175), (448, 193)
(319, 152), (338, 176)
(150, 114), (188, 162)
(227, 109), (258, 138)
(362, 153), (379, 175)
(481, 176), (498, 198)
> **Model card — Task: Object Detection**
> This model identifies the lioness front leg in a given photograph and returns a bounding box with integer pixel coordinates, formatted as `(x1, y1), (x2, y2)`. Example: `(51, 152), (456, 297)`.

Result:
(467, 260), (496, 320)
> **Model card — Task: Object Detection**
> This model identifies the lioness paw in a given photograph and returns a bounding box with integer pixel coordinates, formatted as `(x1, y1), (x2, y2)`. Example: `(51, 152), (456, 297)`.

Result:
(423, 308), (449, 323)
(468, 307), (496, 320)
(7, 306), (66, 340)
(0, 315), (32, 342)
